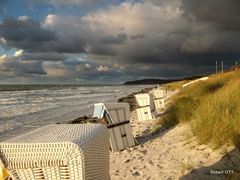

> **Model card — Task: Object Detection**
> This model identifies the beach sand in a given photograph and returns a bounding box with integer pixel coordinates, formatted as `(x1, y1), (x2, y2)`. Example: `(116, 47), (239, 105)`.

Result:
(110, 90), (239, 180)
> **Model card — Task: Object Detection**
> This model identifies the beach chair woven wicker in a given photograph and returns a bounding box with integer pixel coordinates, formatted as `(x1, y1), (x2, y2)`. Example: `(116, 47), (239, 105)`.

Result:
(134, 93), (156, 121)
(0, 124), (110, 180)
(150, 89), (165, 114)
(93, 102), (136, 152)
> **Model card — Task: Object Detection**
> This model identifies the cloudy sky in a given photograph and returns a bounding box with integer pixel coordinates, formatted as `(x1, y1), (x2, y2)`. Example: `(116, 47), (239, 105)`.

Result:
(0, 0), (240, 84)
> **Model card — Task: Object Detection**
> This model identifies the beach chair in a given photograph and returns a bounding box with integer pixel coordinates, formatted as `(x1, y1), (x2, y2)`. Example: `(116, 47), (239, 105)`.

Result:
(150, 89), (165, 114)
(0, 124), (110, 180)
(93, 102), (136, 152)
(134, 93), (157, 121)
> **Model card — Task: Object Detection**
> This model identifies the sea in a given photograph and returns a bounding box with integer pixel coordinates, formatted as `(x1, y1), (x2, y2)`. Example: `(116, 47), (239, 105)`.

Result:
(0, 84), (153, 141)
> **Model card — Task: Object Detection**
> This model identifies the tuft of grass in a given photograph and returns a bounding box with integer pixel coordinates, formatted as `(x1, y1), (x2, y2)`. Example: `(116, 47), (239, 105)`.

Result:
(181, 162), (195, 173)
(162, 80), (188, 91)
(159, 69), (240, 148)
(192, 70), (240, 147)
(160, 96), (197, 127)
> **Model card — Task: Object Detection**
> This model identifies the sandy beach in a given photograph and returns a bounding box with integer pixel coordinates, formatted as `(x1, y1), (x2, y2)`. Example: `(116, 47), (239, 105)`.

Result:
(110, 90), (239, 180)
(1, 1), (240, 179)
(1, 87), (239, 179)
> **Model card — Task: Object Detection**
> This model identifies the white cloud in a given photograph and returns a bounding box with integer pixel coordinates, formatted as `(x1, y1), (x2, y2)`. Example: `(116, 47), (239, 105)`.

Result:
(0, 54), (7, 61)
(0, 37), (6, 44)
(82, 1), (184, 35)
(19, 15), (31, 22)
(42, 14), (58, 29)
(43, 1), (185, 40)
(41, 1), (187, 65)
(14, 49), (24, 57)
(85, 63), (91, 68)
(97, 65), (109, 72)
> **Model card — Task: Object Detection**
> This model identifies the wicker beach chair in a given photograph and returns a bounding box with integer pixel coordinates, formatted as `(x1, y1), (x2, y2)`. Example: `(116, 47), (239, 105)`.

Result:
(134, 93), (157, 121)
(150, 89), (165, 114)
(0, 124), (110, 180)
(93, 102), (136, 152)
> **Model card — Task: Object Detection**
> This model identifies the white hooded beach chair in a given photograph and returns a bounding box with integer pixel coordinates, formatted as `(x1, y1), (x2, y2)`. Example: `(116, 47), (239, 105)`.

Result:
(150, 89), (165, 114)
(134, 93), (157, 121)
(93, 102), (136, 152)
(0, 124), (110, 180)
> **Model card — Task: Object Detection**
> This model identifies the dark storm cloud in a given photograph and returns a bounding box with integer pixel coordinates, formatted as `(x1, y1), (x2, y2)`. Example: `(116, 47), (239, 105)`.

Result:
(23, 52), (67, 61)
(0, 16), (88, 53)
(119, 33), (187, 64)
(130, 34), (146, 40)
(2, 18), (55, 41)
(182, 0), (240, 31)
(180, 0), (240, 56)
(101, 33), (128, 45)
(0, 0), (7, 15)
(84, 0), (240, 78)
(0, 56), (46, 76)
(90, 45), (118, 55)
(80, 67), (122, 81)
(0, 17), (57, 51)
(1, 0), (240, 82)
(14, 61), (46, 75)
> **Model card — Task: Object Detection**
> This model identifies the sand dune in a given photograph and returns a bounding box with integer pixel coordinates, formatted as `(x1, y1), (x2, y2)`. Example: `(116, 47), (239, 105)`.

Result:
(110, 91), (238, 180)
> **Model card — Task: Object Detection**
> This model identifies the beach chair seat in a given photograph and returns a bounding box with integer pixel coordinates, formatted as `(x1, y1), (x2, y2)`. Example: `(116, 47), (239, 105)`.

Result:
(134, 93), (157, 121)
(93, 102), (136, 152)
(150, 89), (165, 114)
(0, 124), (110, 180)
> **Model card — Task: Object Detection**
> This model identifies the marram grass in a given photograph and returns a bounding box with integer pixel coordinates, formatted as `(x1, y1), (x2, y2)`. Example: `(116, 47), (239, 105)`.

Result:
(160, 69), (240, 148)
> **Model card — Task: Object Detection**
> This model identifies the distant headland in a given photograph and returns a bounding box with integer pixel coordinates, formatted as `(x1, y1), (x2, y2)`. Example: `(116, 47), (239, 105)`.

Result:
(124, 76), (203, 85)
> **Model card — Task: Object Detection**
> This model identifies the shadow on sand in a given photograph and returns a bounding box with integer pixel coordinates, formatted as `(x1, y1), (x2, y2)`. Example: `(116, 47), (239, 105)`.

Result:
(180, 135), (240, 180)
(135, 124), (175, 145)
(133, 105), (176, 145)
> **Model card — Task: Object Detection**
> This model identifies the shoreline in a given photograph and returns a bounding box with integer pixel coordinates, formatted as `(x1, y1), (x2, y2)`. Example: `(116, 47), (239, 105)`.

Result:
(69, 86), (154, 124)
(0, 85), (154, 141)
(1, 84), (239, 179)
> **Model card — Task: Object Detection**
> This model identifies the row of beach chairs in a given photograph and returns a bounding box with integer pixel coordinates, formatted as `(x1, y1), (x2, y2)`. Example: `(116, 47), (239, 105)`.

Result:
(135, 89), (165, 121)
(0, 88), (166, 180)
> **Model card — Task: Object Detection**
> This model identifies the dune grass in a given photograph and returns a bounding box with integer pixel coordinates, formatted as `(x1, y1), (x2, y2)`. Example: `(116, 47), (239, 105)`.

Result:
(160, 69), (240, 148)
(162, 80), (189, 91)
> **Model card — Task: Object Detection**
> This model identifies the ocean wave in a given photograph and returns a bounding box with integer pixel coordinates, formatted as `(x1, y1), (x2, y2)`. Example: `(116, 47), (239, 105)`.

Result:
(0, 85), (153, 140)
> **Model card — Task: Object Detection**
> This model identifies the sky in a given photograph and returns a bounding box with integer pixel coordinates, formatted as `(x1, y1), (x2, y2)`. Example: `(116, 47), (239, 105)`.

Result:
(0, 0), (240, 84)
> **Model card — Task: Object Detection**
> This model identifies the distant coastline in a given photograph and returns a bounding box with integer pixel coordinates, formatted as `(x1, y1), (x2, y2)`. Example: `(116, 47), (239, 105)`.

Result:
(124, 76), (203, 85)
(0, 75), (204, 92)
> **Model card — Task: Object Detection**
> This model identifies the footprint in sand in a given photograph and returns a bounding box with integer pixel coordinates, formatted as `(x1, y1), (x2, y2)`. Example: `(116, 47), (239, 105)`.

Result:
(142, 149), (148, 154)
(149, 160), (154, 165)
(132, 171), (140, 176)
(124, 159), (131, 163)
(138, 156), (144, 160)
